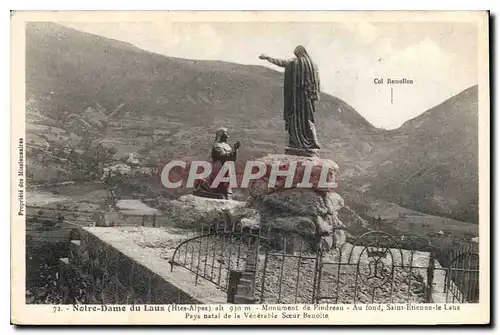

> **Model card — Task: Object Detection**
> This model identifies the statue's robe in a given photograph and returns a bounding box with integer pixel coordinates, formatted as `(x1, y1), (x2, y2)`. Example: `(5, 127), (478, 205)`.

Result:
(267, 55), (321, 151)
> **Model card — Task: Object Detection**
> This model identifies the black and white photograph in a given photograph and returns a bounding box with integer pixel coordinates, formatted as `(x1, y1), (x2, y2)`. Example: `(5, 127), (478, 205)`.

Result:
(10, 10), (490, 325)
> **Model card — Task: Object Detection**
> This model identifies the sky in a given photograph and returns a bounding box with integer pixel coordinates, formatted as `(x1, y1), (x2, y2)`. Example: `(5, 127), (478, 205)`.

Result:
(62, 21), (478, 129)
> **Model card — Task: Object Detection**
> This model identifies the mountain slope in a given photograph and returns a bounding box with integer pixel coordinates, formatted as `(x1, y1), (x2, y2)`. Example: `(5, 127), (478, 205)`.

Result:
(26, 22), (378, 171)
(366, 86), (479, 223)
(26, 23), (479, 225)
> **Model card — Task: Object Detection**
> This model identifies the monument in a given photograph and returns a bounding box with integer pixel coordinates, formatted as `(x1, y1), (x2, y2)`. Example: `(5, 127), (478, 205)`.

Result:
(250, 45), (346, 250)
(179, 45), (346, 250)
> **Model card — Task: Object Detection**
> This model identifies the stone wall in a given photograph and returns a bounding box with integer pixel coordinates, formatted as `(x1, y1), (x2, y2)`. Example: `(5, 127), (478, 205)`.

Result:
(59, 227), (218, 304)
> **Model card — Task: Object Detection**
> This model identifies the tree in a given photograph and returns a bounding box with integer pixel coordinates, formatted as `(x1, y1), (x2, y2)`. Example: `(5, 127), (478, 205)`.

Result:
(67, 138), (117, 181)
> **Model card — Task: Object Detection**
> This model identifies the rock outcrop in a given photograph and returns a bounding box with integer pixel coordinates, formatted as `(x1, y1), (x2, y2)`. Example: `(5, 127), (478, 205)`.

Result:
(165, 154), (347, 252)
(161, 194), (256, 230)
(245, 154), (346, 251)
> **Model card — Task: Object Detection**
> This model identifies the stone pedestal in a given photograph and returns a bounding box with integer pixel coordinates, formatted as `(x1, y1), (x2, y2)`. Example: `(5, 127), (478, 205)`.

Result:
(246, 154), (346, 251)
(161, 154), (346, 252)
(247, 154), (339, 197)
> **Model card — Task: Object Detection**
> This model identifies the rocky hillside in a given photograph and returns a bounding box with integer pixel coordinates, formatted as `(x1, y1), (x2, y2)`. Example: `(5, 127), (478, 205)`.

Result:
(26, 22), (479, 224)
(365, 86), (479, 223)
(26, 22), (378, 171)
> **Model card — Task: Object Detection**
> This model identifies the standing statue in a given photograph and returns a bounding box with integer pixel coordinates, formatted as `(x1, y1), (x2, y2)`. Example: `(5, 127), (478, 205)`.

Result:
(259, 45), (321, 155)
(193, 127), (241, 200)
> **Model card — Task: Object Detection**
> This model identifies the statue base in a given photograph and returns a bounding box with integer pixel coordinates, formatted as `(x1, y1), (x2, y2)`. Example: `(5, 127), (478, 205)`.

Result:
(244, 153), (344, 252)
(247, 154), (339, 196)
(193, 189), (228, 200)
(285, 147), (320, 157)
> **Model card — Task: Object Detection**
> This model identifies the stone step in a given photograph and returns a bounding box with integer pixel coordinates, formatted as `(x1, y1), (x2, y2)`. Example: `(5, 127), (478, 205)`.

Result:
(239, 278), (254, 286)
(241, 272), (255, 281)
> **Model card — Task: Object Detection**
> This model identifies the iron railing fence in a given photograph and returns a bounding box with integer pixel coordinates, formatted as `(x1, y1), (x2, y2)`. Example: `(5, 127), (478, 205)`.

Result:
(170, 216), (480, 304)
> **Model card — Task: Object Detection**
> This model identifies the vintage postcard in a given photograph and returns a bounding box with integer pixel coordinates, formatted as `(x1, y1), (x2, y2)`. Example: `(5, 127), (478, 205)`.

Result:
(10, 11), (490, 325)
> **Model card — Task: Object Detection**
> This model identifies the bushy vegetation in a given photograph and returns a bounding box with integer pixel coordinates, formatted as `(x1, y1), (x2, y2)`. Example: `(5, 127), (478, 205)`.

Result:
(25, 242), (69, 304)
(27, 136), (117, 184)
(70, 138), (117, 180)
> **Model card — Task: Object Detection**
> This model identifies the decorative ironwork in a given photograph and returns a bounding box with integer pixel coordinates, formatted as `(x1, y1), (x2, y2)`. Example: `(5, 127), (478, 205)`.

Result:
(169, 215), (480, 305)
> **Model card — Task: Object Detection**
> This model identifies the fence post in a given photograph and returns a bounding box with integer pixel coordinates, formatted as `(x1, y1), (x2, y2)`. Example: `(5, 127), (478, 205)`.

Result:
(426, 250), (436, 302)
(227, 270), (243, 303)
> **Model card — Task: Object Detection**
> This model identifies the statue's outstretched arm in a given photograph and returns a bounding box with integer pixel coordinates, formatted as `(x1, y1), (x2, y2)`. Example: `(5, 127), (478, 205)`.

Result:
(259, 54), (292, 68)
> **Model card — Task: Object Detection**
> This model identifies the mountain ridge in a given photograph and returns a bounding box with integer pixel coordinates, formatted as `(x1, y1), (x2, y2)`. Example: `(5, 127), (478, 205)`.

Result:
(25, 22), (479, 224)
(366, 85), (478, 223)
(26, 22), (379, 163)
